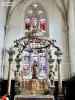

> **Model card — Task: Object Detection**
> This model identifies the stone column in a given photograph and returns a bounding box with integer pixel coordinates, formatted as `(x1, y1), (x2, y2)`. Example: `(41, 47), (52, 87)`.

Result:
(7, 48), (15, 95)
(68, 0), (75, 73)
(55, 48), (64, 100)
(57, 58), (62, 94)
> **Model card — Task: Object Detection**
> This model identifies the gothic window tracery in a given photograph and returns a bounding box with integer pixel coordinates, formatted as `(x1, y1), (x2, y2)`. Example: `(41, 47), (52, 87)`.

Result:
(24, 4), (47, 31)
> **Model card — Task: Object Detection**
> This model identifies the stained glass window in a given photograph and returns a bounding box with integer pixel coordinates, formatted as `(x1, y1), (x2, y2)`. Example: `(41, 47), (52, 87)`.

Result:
(22, 4), (47, 79)
(40, 16), (46, 30)
(21, 49), (31, 79)
(32, 15), (38, 29)
(25, 16), (31, 30)
(24, 4), (47, 32)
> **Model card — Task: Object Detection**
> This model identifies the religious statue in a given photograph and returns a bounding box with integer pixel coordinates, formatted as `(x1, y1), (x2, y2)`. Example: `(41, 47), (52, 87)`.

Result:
(32, 61), (38, 79)
(47, 78), (51, 88)
(12, 69), (24, 94)
(48, 70), (55, 86)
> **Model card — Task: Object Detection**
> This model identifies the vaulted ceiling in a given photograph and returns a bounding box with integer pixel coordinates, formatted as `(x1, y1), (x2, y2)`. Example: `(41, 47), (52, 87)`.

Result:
(5, 0), (68, 25)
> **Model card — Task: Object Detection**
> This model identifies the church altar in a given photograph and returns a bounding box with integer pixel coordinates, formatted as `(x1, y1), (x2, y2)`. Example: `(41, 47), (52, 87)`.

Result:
(6, 29), (58, 100)
(20, 79), (48, 95)
(14, 95), (54, 100)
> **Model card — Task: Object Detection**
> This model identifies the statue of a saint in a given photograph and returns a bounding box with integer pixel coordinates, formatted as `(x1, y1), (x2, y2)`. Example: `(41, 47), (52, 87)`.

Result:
(32, 61), (38, 79)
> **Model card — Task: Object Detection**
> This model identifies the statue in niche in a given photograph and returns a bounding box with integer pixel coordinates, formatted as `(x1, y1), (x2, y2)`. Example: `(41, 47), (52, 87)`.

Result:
(32, 61), (38, 79)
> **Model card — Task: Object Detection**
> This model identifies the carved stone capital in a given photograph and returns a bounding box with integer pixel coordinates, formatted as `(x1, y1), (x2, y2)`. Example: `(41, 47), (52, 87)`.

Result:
(7, 48), (15, 56)
(55, 50), (63, 56)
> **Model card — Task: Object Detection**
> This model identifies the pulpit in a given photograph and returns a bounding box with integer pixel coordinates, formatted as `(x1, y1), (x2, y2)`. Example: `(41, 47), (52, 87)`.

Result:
(14, 95), (54, 100)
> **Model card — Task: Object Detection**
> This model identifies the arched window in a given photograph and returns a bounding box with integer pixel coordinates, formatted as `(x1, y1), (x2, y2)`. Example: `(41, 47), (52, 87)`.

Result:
(22, 4), (47, 79)
(24, 4), (47, 32)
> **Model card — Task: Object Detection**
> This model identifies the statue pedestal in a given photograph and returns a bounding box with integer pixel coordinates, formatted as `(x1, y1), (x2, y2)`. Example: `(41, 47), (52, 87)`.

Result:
(49, 86), (55, 95)
(58, 94), (64, 100)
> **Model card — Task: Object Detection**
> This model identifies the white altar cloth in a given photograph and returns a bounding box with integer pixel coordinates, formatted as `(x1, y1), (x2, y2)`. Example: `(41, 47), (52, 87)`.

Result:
(14, 95), (54, 100)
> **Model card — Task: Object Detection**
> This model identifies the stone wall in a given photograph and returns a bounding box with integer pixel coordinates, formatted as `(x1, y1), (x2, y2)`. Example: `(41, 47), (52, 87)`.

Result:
(0, 0), (70, 80)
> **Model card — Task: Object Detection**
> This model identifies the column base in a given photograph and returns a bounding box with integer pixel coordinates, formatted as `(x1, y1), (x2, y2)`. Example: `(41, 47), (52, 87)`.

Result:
(57, 94), (64, 100)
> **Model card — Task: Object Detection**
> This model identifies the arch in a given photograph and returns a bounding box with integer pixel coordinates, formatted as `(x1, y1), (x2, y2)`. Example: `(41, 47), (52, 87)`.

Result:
(24, 3), (47, 33)
(20, 2), (48, 79)
(21, 0), (49, 37)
